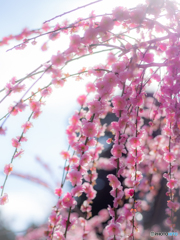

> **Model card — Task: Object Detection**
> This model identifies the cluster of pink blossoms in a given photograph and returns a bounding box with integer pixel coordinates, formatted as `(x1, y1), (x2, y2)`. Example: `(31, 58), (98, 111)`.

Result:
(1, 0), (180, 239)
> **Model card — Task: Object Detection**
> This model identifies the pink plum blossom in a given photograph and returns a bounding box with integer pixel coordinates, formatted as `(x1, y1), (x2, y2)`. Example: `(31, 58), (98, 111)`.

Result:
(79, 153), (91, 166)
(112, 62), (126, 74)
(13, 149), (24, 159)
(86, 82), (96, 93)
(0, 127), (7, 135)
(107, 52), (117, 65)
(129, 137), (141, 149)
(51, 53), (65, 66)
(106, 222), (120, 236)
(167, 201), (180, 212)
(4, 164), (13, 175)
(143, 53), (154, 63)
(0, 193), (8, 205)
(8, 105), (19, 116)
(111, 144), (126, 157)
(167, 179), (177, 189)
(99, 16), (114, 32)
(130, 7), (145, 24)
(40, 87), (52, 97)
(29, 101), (40, 112)
(107, 174), (120, 189)
(54, 188), (63, 197)
(87, 100), (101, 114)
(61, 217), (77, 231)
(69, 34), (81, 48)
(68, 170), (82, 186)
(112, 96), (126, 110)
(62, 192), (75, 208)
(83, 122), (97, 138)
(52, 78), (64, 88)
(53, 231), (65, 240)
(164, 152), (176, 163)
(77, 94), (86, 106)
(21, 121), (33, 133)
(103, 72), (117, 87)
(11, 138), (21, 148)
(112, 6), (129, 21)
(125, 188), (134, 198)
(71, 185), (84, 197)
(60, 150), (70, 159)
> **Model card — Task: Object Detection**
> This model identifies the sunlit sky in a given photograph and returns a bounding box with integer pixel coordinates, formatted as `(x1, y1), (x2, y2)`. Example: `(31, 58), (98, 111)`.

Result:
(0, 0), (145, 234)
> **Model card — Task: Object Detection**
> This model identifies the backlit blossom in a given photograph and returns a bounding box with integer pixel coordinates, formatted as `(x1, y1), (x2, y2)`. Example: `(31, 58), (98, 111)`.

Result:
(8, 105), (19, 116)
(143, 53), (154, 63)
(83, 122), (97, 138)
(77, 94), (86, 106)
(0, 193), (8, 205)
(61, 217), (77, 231)
(91, 65), (105, 77)
(103, 72), (117, 87)
(13, 149), (24, 159)
(164, 152), (175, 163)
(99, 16), (114, 31)
(107, 52), (117, 65)
(167, 179), (177, 189)
(0, 127), (7, 135)
(83, 27), (98, 44)
(130, 7), (145, 24)
(70, 34), (81, 48)
(86, 82), (96, 93)
(60, 150), (70, 159)
(167, 201), (180, 212)
(112, 96), (126, 110)
(111, 144), (126, 157)
(52, 78), (64, 87)
(76, 143), (88, 153)
(51, 53), (65, 66)
(53, 231), (65, 240)
(129, 137), (141, 149)
(4, 164), (13, 175)
(69, 155), (79, 164)
(54, 188), (63, 197)
(166, 46), (178, 58)
(110, 186), (124, 198)
(11, 138), (21, 148)
(71, 185), (84, 197)
(49, 211), (59, 225)
(62, 192), (75, 208)
(29, 101), (40, 112)
(107, 174), (120, 189)
(112, 62), (126, 74)
(96, 81), (109, 95)
(21, 121), (33, 133)
(32, 109), (42, 119)
(112, 6), (129, 21)
(87, 100), (101, 114)
(16, 101), (27, 112)
(16, 136), (27, 142)
(83, 183), (96, 199)
(40, 87), (52, 97)
(125, 188), (134, 198)
(79, 153), (91, 166)
(106, 222), (120, 236)
(68, 170), (82, 186)
(12, 84), (25, 93)
(114, 196), (123, 208)
(42, 23), (50, 32)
